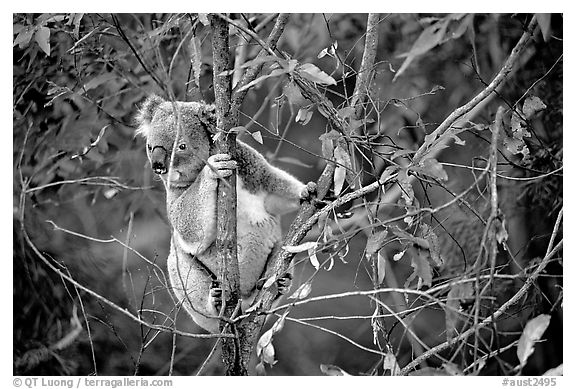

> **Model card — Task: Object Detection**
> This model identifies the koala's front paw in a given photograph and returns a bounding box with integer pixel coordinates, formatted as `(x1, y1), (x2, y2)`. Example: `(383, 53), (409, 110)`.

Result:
(276, 273), (293, 296)
(206, 153), (238, 179)
(209, 280), (223, 313)
(299, 181), (318, 203)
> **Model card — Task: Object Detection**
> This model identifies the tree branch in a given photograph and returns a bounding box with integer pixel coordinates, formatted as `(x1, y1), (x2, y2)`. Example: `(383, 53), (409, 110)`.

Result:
(207, 13), (290, 375)
(232, 14), (279, 88)
(347, 13), (381, 188)
(236, 13), (385, 371)
(110, 14), (166, 94)
(21, 219), (231, 339)
(334, 14), (538, 233)
(209, 14), (244, 376)
(471, 105), (503, 368)
(231, 14), (289, 110)
(216, 13), (276, 57)
(263, 14), (538, 288)
(273, 12), (383, 269)
(400, 233), (562, 374)
(413, 15), (538, 163)
(198, 13), (540, 375)
(350, 13), (381, 119)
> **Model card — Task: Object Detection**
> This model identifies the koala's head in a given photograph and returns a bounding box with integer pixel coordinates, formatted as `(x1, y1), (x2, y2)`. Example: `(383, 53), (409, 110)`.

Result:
(135, 95), (216, 188)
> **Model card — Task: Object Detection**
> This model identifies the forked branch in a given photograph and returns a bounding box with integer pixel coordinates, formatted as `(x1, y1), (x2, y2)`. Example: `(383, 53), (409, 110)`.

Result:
(238, 13), (383, 370)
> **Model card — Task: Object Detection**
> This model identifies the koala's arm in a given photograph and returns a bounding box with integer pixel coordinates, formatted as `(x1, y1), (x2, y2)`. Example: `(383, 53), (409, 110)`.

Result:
(262, 165), (308, 216)
(236, 142), (307, 216)
(168, 169), (218, 256)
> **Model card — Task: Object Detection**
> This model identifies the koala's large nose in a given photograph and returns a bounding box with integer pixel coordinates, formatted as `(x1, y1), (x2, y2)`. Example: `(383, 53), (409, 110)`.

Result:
(150, 146), (168, 175)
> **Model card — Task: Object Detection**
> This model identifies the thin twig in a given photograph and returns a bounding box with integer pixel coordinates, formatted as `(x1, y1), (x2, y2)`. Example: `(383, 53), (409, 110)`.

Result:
(441, 163), (562, 181)
(546, 208), (563, 256)
(488, 108), (504, 277)
(168, 26), (194, 82)
(243, 78), (283, 131)
(194, 339), (222, 376)
(400, 233), (562, 374)
(110, 14), (166, 93)
(168, 333), (177, 376)
(294, 14), (539, 251)
(513, 54), (563, 107)
(283, 316), (388, 357)
(294, 302), (437, 322)
(216, 14), (276, 56)
(231, 14), (289, 110)
(370, 296), (437, 357)
(413, 15), (538, 163)
(21, 221), (233, 339)
(269, 286), (451, 315)
(34, 222), (226, 339)
(322, 14), (538, 238)
(121, 212), (138, 309)
(379, 259), (428, 364)
(25, 176), (147, 193)
(472, 105), (503, 370)
(72, 284), (98, 374)
(46, 220), (169, 285)
(232, 14), (279, 88)
(463, 340), (518, 374)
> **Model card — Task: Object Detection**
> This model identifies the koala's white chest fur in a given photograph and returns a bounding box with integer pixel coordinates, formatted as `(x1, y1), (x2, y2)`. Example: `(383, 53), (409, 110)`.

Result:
(175, 177), (280, 297)
(236, 178), (270, 222)
(236, 177), (280, 246)
(236, 178), (281, 294)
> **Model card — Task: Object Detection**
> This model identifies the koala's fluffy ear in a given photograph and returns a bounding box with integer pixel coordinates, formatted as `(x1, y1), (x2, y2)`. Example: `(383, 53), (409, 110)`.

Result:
(135, 95), (164, 138)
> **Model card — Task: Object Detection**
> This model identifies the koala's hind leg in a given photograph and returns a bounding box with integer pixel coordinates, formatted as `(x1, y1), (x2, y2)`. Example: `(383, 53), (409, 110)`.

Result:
(167, 243), (220, 333)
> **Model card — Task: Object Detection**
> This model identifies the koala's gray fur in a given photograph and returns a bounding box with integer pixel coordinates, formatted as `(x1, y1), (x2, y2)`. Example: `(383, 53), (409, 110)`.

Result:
(136, 95), (306, 333)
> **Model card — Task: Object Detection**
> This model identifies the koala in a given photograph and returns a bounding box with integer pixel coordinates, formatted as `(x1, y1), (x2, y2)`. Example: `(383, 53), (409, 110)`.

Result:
(135, 95), (311, 333)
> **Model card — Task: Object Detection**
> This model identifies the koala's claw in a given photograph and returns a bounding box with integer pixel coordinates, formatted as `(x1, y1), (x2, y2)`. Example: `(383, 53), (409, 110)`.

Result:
(207, 153), (237, 179)
(276, 273), (293, 296)
(209, 280), (223, 312)
(255, 273), (292, 295)
(300, 182), (327, 209)
(299, 181), (318, 203)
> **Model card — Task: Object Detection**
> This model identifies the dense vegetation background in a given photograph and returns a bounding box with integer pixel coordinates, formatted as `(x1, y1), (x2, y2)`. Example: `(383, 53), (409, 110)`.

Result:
(13, 13), (562, 375)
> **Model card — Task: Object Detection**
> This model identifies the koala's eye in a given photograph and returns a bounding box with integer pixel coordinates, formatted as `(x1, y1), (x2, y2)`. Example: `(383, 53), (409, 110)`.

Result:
(178, 143), (187, 151)
(147, 144), (152, 151)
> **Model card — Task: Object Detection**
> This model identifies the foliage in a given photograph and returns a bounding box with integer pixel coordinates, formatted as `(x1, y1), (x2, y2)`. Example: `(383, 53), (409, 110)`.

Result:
(13, 13), (562, 376)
